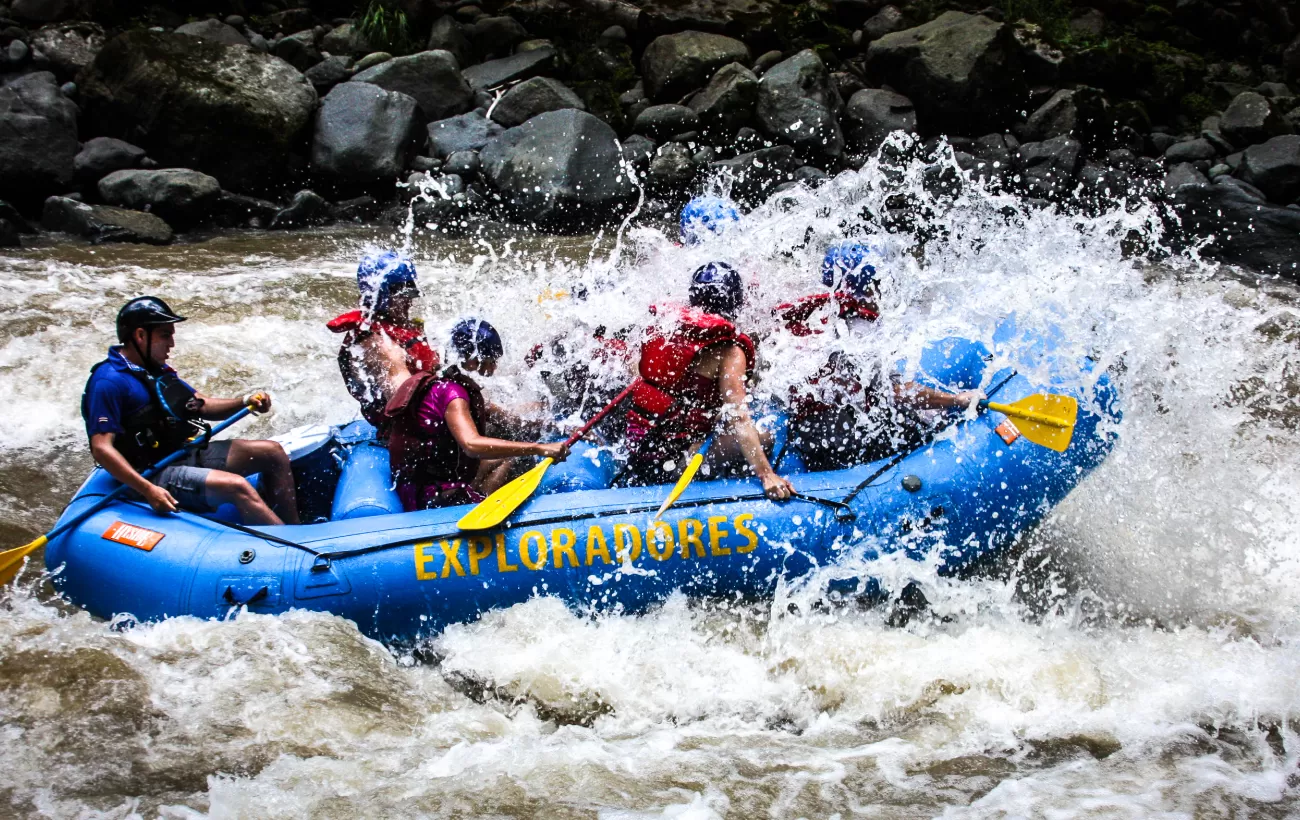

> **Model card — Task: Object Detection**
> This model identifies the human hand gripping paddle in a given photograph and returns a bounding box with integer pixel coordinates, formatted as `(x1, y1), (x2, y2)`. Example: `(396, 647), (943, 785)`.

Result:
(0, 403), (259, 587)
(980, 393), (1078, 452)
(458, 382), (640, 531)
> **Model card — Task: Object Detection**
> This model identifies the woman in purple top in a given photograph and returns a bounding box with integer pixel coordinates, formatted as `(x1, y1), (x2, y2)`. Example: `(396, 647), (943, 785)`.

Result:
(383, 319), (568, 511)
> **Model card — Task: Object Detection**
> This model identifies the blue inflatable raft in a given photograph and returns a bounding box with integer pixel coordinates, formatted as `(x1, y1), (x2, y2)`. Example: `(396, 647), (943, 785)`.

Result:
(44, 332), (1119, 644)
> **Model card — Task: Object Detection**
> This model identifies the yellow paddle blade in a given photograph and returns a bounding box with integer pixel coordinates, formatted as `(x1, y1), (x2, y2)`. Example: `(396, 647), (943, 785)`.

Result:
(0, 535), (47, 587)
(986, 393), (1078, 453)
(458, 458), (553, 531)
(654, 452), (705, 520)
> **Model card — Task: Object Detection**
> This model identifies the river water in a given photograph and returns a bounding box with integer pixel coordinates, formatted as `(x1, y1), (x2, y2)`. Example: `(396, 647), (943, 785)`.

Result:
(3, 153), (1300, 817)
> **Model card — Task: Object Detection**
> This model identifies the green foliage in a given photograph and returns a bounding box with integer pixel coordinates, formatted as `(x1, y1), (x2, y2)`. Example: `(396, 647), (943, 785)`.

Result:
(997, 0), (1072, 42)
(356, 1), (414, 55)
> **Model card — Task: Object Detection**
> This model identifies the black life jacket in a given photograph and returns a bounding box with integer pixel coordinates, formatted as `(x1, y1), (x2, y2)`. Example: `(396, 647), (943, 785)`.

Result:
(82, 359), (208, 470)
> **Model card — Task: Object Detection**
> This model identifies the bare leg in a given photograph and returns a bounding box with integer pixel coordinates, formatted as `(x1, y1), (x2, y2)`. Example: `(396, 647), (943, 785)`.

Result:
(203, 470), (284, 526)
(224, 439), (300, 524)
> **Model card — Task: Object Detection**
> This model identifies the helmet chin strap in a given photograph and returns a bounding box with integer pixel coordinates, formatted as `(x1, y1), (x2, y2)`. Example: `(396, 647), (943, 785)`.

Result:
(129, 327), (158, 373)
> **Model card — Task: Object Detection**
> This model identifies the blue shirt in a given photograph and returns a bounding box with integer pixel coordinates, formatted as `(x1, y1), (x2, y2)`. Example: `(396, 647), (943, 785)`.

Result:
(82, 346), (193, 442)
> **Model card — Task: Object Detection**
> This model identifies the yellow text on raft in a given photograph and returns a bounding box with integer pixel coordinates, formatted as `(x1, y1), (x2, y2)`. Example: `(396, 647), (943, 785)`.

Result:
(414, 514), (758, 580)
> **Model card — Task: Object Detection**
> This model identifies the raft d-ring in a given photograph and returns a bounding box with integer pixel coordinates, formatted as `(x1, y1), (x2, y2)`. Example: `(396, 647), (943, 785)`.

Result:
(238, 549), (256, 565)
(311, 555), (333, 573)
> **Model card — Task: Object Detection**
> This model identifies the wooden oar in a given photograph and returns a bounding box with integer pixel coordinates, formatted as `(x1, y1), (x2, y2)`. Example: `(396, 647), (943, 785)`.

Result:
(0, 406), (255, 587)
(981, 393), (1078, 452)
(653, 435), (713, 520)
(458, 382), (639, 531)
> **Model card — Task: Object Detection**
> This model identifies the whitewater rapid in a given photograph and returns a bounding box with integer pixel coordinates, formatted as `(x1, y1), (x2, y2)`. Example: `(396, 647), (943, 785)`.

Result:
(2, 149), (1299, 816)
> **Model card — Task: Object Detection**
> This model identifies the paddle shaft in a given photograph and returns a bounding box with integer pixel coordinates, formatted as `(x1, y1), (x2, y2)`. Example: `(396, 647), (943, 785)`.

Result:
(981, 400), (1069, 429)
(30, 408), (252, 546)
(561, 381), (639, 448)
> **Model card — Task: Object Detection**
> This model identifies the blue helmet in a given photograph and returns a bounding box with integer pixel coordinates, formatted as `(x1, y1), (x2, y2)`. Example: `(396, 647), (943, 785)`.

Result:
(821, 241), (878, 296)
(689, 262), (744, 318)
(358, 249), (419, 316)
(680, 196), (740, 246)
(450, 318), (504, 361)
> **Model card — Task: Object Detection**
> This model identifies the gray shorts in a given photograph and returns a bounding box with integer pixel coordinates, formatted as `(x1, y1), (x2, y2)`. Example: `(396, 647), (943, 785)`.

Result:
(153, 440), (234, 512)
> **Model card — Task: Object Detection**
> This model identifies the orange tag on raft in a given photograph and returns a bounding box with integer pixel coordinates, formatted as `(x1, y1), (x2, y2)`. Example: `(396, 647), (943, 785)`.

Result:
(995, 419), (1021, 445)
(102, 521), (165, 551)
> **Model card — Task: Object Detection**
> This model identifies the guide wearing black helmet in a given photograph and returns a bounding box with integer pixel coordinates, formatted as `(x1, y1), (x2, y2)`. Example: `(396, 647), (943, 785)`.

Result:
(81, 296), (300, 525)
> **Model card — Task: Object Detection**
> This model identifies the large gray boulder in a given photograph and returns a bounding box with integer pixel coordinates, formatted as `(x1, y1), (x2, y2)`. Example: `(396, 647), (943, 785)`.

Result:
(426, 16), (472, 69)
(641, 31), (750, 102)
(321, 22), (372, 56)
(634, 104), (700, 140)
(1239, 135), (1300, 203)
(427, 111), (504, 157)
(0, 72), (79, 209)
(42, 196), (174, 244)
(708, 144), (799, 203)
(479, 108), (636, 231)
(689, 62), (758, 135)
(74, 137), (145, 184)
(29, 22), (105, 78)
(97, 168), (222, 227)
(174, 19), (249, 47)
(312, 82), (420, 189)
(1169, 180), (1300, 276)
(635, 0), (780, 41)
(490, 77), (585, 128)
(1017, 135), (1082, 199)
(79, 30), (317, 193)
(1022, 87), (1109, 144)
(1220, 91), (1291, 148)
(866, 11), (1026, 135)
(351, 49), (473, 121)
(272, 30), (322, 72)
(756, 49), (842, 160)
(462, 47), (555, 91)
(843, 88), (917, 154)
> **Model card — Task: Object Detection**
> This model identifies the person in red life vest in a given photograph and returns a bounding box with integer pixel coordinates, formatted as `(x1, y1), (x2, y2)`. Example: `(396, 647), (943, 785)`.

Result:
(327, 250), (438, 435)
(785, 242), (984, 471)
(624, 263), (795, 500)
(82, 297), (299, 525)
(382, 318), (569, 512)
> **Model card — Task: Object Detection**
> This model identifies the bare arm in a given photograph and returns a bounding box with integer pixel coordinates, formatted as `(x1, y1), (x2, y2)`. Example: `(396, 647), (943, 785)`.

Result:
(444, 399), (568, 462)
(717, 345), (793, 500)
(893, 381), (984, 411)
(89, 432), (178, 513)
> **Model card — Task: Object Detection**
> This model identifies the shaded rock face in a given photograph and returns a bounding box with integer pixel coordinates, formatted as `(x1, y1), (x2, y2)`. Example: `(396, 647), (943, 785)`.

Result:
(1017, 135), (1082, 198)
(1239, 135), (1300, 203)
(272, 30), (322, 72)
(635, 0), (780, 40)
(641, 31), (750, 102)
(866, 11), (1026, 136)
(708, 144), (798, 203)
(305, 55), (352, 93)
(1219, 91), (1292, 148)
(270, 189), (329, 228)
(689, 62), (758, 135)
(73, 137), (144, 184)
(1170, 181), (1300, 275)
(427, 111), (503, 157)
(479, 108), (636, 231)
(426, 16), (472, 69)
(42, 196), (174, 244)
(312, 82), (420, 189)
(0, 71), (79, 209)
(1023, 87), (1109, 144)
(490, 76), (585, 128)
(29, 22), (105, 78)
(322, 22), (372, 56)
(634, 104), (700, 140)
(463, 47), (555, 90)
(174, 19), (248, 48)
(97, 168), (221, 228)
(352, 50), (473, 121)
(757, 49), (843, 160)
(78, 31), (317, 193)
(647, 142), (700, 197)
(843, 88), (916, 154)
(12, 0), (78, 24)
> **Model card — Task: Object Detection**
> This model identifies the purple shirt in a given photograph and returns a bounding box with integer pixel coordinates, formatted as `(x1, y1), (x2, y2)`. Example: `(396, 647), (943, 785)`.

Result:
(412, 380), (470, 436)
(395, 380), (479, 512)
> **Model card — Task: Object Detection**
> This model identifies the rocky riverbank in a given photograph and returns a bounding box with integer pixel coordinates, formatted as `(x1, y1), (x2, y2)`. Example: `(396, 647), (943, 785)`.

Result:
(3, 0), (1300, 274)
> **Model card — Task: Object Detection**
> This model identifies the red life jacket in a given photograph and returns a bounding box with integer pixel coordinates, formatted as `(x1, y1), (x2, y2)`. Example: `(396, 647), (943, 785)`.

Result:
(626, 306), (756, 445)
(384, 366), (486, 489)
(327, 310), (439, 428)
(773, 292), (879, 337)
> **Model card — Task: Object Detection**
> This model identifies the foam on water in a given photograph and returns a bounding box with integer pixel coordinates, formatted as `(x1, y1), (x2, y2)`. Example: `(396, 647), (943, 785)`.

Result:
(2, 149), (1299, 815)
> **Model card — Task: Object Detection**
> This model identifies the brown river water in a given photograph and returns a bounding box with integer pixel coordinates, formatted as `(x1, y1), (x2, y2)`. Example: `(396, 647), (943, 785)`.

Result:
(2, 161), (1300, 818)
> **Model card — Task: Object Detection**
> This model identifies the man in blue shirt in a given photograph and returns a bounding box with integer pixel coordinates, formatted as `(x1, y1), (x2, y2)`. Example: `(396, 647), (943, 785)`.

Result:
(82, 296), (299, 525)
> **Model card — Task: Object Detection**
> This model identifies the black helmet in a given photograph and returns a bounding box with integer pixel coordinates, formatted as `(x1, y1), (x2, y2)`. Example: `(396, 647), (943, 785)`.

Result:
(689, 262), (744, 319)
(116, 296), (186, 343)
